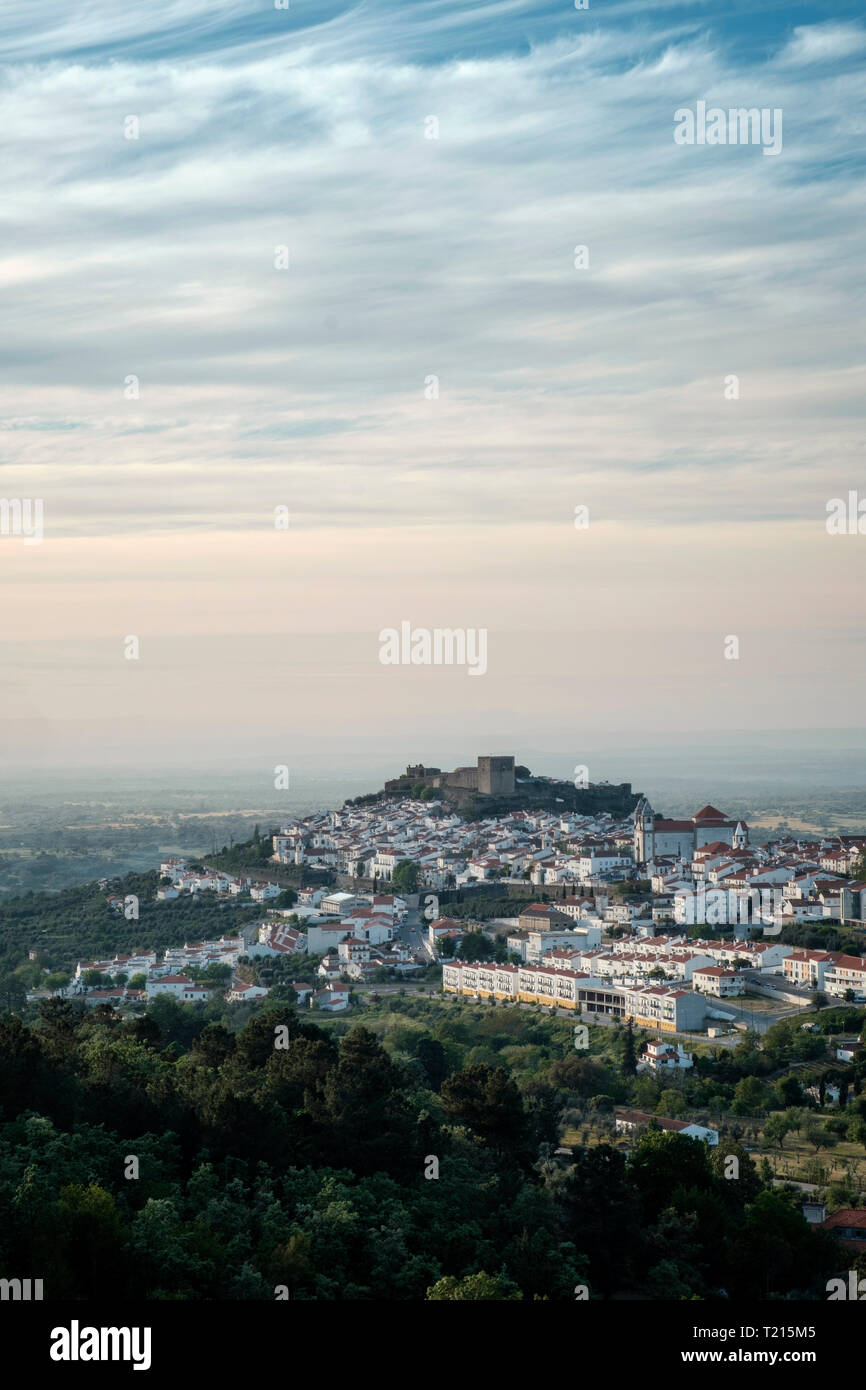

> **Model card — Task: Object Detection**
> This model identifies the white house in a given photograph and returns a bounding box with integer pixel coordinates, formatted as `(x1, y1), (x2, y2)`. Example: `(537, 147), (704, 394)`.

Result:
(615, 1109), (718, 1145)
(227, 981), (270, 1002)
(146, 975), (212, 1003)
(311, 983), (350, 1012)
(159, 858), (188, 883)
(639, 1039), (694, 1073)
(297, 887), (327, 908)
(251, 882), (281, 903)
(428, 917), (465, 946)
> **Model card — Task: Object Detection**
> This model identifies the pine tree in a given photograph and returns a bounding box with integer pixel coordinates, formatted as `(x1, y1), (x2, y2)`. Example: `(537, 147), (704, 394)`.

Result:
(622, 1018), (637, 1076)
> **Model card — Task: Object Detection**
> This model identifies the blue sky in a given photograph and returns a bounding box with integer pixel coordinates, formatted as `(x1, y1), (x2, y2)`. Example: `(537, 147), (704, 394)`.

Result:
(0, 1), (864, 770)
(3, 0), (865, 64)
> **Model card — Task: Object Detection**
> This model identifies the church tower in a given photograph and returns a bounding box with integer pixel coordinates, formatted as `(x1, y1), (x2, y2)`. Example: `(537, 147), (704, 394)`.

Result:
(633, 797), (655, 863)
(733, 821), (748, 849)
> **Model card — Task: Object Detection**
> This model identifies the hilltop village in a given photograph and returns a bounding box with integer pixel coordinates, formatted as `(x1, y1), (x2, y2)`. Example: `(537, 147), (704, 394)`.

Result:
(56, 757), (866, 1028)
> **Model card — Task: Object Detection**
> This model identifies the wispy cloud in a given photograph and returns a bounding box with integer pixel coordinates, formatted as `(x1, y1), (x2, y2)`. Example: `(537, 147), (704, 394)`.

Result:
(1, 1), (864, 753)
(777, 21), (866, 67)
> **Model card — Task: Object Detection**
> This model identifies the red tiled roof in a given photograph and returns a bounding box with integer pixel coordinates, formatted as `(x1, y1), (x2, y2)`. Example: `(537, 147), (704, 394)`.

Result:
(823, 1209), (866, 1232)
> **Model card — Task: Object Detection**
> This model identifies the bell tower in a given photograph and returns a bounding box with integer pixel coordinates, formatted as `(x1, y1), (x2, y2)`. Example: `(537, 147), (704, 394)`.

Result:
(633, 797), (654, 863)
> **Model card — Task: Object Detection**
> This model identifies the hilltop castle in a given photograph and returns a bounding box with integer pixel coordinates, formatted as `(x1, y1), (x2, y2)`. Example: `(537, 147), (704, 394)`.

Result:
(381, 756), (638, 820)
(385, 755), (515, 798)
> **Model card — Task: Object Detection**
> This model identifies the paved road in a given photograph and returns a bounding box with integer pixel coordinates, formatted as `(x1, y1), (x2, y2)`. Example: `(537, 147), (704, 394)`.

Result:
(708, 992), (814, 1036)
(396, 906), (433, 960)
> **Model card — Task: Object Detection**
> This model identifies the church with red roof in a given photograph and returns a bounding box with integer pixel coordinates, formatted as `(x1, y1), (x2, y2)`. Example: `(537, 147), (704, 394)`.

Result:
(633, 798), (748, 865)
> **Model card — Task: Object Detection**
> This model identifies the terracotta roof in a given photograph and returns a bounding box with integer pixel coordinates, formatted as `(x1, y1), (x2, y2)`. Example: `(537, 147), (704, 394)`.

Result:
(823, 1209), (866, 1233)
(616, 1108), (690, 1133)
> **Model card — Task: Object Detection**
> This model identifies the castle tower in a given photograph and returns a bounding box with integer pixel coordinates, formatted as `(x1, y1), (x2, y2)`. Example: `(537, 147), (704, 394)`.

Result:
(477, 756), (515, 796)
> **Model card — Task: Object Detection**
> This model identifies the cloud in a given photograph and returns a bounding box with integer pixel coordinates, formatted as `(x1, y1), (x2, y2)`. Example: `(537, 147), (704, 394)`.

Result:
(777, 22), (866, 68)
(1, 2), (864, 749)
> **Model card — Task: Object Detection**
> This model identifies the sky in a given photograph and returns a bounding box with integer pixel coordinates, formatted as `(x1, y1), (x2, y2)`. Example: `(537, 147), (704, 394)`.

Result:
(1, 0), (864, 787)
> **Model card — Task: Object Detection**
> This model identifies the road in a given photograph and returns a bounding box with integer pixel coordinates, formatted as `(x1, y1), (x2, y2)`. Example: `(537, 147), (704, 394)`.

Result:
(395, 905), (432, 959)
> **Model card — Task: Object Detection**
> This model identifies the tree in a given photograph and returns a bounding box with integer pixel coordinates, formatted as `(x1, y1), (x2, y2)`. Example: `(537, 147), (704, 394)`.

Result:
(732, 1189), (838, 1300)
(763, 1112), (791, 1150)
(732, 1075), (767, 1116)
(83, 969), (112, 988)
(392, 860), (420, 894)
(563, 1145), (641, 1296)
(621, 1018), (637, 1077)
(189, 1021), (236, 1069)
(456, 931), (495, 963)
(774, 1074), (804, 1109)
(631, 1073), (660, 1110)
(416, 1036), (449, 1091)
(426, 1272), (522, 1300)
(656, 1088), (687, 1118)
(52, 1184), (129, 1299)
(317, 1025), (419, 1175)
(440, 1063), (529, 1156)
(628, 1128), (715, 1224)
(805, 1119), (827, 1153)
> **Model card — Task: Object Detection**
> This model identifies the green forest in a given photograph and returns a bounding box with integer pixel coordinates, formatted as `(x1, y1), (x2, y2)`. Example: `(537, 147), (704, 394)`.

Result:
(0, 993), (857, 1301)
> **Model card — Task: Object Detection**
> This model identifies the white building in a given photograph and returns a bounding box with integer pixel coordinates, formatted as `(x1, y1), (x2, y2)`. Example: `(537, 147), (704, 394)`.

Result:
(251, 882), (281, 902)
(638, 1039), (694, 1073)
(146, 975), (212, 1003)
(691, 965), (745, 997)
(306, 923), (352, 954)
(311, 983), (350, 1012)
(227, 981), (270, 1002)
(321, 892), (362, 916)
(615, 1109), (718, 1145)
